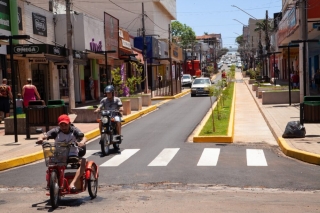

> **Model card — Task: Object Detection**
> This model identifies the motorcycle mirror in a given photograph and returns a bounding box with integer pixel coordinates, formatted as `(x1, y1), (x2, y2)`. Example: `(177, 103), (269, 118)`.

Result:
(35, 128), (43, 133)
(78, 133), (84, 138)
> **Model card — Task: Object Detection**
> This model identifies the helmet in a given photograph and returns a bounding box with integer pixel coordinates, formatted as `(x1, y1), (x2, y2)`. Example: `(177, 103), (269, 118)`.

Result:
(104, 85), (114, 94)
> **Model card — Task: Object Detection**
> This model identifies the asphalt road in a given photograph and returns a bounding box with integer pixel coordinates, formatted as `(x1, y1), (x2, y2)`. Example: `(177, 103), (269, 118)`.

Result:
(1, 91), (320, 192)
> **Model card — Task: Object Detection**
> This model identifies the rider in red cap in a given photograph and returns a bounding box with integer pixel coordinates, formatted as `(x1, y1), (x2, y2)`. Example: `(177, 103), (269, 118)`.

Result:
(37, 114), (87, 191)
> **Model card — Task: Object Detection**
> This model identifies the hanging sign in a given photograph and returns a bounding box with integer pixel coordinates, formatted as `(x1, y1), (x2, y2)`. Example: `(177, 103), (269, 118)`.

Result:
(32, 13), (47, 37)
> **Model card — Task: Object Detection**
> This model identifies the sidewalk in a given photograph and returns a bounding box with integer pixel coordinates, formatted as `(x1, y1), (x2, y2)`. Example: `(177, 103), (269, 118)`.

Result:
(237, 71), (320, 164)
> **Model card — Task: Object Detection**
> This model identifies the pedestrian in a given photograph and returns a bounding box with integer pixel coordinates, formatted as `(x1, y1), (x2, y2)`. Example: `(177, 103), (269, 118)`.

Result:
(292, 71), (299, 89)
(313, 69), (320, 93)
(89, 76), (94, 100)
(290, 71), (294, 89)
(22, 78), (41, 108)
(275, 67), (280, 79)
(158, 74), (162, 89)
(0, 78), (13, 119)
(16, 93), (24, 114)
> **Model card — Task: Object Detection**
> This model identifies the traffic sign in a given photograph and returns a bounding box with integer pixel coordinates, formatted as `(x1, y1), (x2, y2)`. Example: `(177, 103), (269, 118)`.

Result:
(312, 23), (320, 29)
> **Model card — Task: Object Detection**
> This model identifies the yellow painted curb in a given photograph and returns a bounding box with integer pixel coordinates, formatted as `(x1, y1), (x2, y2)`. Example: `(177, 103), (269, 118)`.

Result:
(151, 89), (190, 100)
(193, 83), (236, 143)
(278, 137), (320, 165)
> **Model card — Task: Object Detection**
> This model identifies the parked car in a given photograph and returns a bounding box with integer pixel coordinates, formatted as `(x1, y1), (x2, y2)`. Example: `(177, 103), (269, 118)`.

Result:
(191, 77), (212, 97)
(237, 62), (242, 68)
(181, 74), (193, 87)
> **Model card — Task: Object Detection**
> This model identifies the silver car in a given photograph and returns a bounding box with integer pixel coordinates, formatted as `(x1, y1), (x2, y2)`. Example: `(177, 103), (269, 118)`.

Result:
(182, 74), (193, 87)
(191, 77), (212, 97)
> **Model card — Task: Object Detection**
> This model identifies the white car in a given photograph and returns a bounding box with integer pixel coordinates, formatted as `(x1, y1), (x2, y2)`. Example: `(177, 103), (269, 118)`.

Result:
(237, 63), (242, 68)
(191, 77), (212, 97)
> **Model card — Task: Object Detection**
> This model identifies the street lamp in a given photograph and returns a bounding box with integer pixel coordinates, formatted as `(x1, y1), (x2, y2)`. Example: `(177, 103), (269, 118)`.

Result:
(96, 50), (116, 85)
(233, 19), (248, 27)
(231, 5), (258, 20)
(0, 35), (30, 142)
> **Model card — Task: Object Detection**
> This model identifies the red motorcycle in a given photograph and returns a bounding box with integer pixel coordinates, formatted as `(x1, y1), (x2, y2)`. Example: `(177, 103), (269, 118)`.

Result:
(36, 129), (99, 209)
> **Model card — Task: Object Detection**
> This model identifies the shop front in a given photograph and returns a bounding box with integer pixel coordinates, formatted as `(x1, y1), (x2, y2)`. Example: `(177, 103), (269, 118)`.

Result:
(171, 43), (183, 95)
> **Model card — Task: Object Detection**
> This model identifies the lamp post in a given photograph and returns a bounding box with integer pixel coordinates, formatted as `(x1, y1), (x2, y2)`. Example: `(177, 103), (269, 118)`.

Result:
(0, 35), (30, 142)
(97, 50), (116, 85)
(291, 39), (319, 97)
(231, 5), (258, 20)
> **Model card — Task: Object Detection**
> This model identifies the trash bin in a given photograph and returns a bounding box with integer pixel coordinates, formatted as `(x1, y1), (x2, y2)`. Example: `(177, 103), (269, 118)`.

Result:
(27, 100), (46, 125)
(47, 100), (68, 125)
(300, 96), (320, 124)
(26, 101), (47, 139)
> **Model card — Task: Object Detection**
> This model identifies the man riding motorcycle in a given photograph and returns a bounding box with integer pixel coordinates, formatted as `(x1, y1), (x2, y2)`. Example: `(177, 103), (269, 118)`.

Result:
(94, 85), (123, 139)
(37, 114), (87, 192)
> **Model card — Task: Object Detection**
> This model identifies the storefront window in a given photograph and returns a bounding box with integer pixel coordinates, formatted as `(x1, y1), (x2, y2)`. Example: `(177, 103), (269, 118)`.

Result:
(31, 63), (50, 103)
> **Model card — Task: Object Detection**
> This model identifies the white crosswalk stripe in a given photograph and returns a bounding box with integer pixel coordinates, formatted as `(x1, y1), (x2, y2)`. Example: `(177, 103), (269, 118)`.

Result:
(84, 148), (269, 167)
(148, 148), (180, 166)
(246, 149), (268, 166)
(83, 150), (100, 158)
(100, 149), (140, 167)
(197, 148), (220, 166)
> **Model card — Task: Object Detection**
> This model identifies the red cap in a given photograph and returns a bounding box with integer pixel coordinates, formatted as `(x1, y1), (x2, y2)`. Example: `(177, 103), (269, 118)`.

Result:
(58, 114), (70, 125)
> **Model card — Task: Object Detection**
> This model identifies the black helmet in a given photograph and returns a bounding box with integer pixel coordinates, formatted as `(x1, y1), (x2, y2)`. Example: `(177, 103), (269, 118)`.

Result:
(104, 85), (114, 94)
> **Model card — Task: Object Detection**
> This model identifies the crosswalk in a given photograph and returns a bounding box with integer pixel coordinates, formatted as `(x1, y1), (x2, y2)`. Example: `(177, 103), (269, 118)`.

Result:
(84, 148), (269, 167)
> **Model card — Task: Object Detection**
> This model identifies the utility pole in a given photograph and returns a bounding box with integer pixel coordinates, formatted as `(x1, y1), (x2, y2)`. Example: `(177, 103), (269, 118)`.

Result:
(169, 23), (173, 96)
(66, 0), (75, 112)
(299, 0), (308, 101)
(142, 3), (148, 94)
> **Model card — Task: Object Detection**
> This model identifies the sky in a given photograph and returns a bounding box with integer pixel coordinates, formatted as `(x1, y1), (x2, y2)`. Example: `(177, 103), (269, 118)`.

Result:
(176, 0), (282, 49)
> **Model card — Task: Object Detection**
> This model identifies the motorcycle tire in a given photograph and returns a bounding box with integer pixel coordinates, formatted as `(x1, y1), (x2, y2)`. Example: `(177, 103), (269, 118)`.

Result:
(100, 134), (110, 156)
(50, 171), (60, 209)
(88, 165), (98, 198)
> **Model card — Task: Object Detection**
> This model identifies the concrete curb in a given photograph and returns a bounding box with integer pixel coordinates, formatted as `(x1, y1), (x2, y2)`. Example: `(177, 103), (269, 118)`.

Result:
(193, 82), (236, 143)
(151, 89), (190, 100)
(243, 78), (320, 165)
(0, 105), (159, 171)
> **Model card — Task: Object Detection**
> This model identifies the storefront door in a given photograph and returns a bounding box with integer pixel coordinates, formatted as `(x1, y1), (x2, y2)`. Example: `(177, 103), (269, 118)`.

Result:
(31, 64), (50, 103)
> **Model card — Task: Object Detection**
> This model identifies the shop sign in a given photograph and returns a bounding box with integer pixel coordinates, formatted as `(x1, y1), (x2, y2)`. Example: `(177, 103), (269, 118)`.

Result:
(32, 13), (47, 37)
(48, 45), (66, 56)
(29, 58), (48, 63)
(0, 0), (10, 31)
(122, 39), (131, 49)
(12, 44), (47, 54)
(104, 12), (118, 59)
(18, 7), (23, 30)
(119, 30), (124, 38)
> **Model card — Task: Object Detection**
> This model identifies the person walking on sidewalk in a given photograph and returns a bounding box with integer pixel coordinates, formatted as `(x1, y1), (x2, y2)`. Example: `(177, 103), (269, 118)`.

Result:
(292, 71), (299, 89)
(22, 78), (41, 108)
(314, 69), (320, 93)
(0, 78), (13, 120)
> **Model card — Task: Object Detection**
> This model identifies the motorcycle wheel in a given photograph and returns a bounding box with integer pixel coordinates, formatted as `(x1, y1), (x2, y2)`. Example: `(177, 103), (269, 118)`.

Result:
(87, 165), (98, 198)
(49, 171), (60, 209)
(100, 134), (110, 156)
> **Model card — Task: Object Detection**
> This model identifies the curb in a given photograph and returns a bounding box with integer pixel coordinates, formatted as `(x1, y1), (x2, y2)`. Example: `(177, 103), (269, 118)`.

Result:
(151, 89), (190, 100)
(243, 78), (320, 165)
(193, 81), (236, 143)
(0, 105), (159, 171)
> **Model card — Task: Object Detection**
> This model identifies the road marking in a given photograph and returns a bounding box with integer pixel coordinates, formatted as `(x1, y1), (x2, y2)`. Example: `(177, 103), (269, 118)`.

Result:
(100, 149), (140, 167)
(246, 149), (268, 166)
(197, 148), (220, 166)
(148, 148), (180, 166)
(83, 150), (100, 158)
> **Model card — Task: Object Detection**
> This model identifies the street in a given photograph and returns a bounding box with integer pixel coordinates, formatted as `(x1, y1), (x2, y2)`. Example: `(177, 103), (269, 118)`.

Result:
(1, 87), (320, 212)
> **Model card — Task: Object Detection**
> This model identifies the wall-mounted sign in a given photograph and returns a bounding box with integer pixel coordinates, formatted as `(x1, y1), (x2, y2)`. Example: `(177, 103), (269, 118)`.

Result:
(0, 0), (10, 31)
(18, 7), (23, 30)
(48, 45), (67, 56)
(29, 58), (48, 63)
(104, 12), (119, 59)
(119, 30), (124, 38)
(11, 44), (47, 54)
(32, 13), (47, 37)
(121, 39), (131, 49)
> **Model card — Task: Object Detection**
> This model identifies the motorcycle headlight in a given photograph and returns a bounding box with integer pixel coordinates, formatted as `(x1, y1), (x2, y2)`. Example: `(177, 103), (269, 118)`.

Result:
(101, 117), (108, 124)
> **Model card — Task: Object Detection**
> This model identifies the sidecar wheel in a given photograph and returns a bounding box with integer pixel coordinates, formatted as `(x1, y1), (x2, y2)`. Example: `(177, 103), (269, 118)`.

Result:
(88, 165), (98, 199)
(50, 171), (60, 209)
(100, 134), (110, 156)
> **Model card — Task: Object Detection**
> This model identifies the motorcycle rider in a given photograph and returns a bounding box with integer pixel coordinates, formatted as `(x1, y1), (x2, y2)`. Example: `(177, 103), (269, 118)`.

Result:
(94, 85), (123, 139)
(37, 114), (87, 192)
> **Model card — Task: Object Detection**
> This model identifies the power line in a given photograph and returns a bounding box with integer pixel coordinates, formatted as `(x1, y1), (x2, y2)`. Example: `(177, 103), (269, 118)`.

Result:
(108, 0), (141, 15)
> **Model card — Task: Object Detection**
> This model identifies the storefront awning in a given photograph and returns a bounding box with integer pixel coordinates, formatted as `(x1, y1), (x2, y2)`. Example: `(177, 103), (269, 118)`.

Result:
(85, 49), (105, 59)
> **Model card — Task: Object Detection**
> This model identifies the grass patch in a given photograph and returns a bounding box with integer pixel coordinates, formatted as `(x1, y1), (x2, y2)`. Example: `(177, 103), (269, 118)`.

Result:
(9, 114), (26, 118)
(200, 82), (234, 136)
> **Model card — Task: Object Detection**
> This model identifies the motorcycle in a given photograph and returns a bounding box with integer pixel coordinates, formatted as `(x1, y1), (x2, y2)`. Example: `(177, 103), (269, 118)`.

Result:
(97, 110), (124, 156)
(35, 129), (99, 209)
